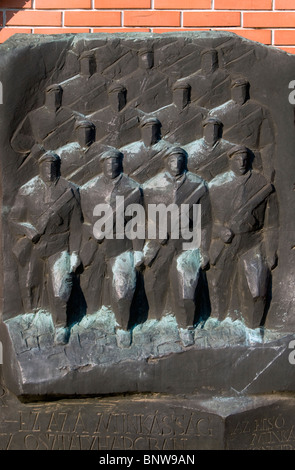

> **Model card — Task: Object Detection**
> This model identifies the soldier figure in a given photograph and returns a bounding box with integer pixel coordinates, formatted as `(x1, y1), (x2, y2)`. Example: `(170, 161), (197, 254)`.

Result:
(9, 152), (83, 332)
(80, 149), (144, 347)
(142, 147), (211, 344)
(121, 116), (172, 183)
(207, 145), (278, 328)
(185, 116), (235, 181)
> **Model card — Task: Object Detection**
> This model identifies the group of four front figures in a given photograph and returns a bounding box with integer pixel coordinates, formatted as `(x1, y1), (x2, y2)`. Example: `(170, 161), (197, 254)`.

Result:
(10, 140), (278, 348)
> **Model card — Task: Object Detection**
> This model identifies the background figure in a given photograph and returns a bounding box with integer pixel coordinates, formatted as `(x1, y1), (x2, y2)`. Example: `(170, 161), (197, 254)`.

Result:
(123, 47), (171, 113)
(60, 50), (108, 115)
(142, 147), (211, 345)
(209, 77), (276, 182)
(56, 119), (113, 185)
(9, 152), (83, 335)
(188, 48), (231, 108)
(207, 145), (278, 328)
(155, 80), (208, 145)
(11, 84), (84, 156)
(88, 82), (142, 148)
(121, 116), (172, 183)
(185, 116), (235, 181)
(80, 149), (144, 347)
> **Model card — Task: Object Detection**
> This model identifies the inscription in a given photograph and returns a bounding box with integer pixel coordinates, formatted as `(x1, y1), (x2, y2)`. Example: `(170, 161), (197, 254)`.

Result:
(0, 409), (216, 450)
(230, 414), (295, 450)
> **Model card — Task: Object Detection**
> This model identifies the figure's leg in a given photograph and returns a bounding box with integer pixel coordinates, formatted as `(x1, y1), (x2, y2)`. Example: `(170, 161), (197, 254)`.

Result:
(206, 265), (232, 321)
(239, 245), (270, 328)
(144, 244), (175, 321)
(171, 249), (201, 329)
(47, 251), (73, 329)
(80, 245), (105, 315)
(18, 252), (43, 312)
(108, 251), (137, 331)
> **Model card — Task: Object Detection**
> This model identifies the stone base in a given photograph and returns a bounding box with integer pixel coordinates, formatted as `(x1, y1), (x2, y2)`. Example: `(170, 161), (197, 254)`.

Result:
(1, 309), (295, 398)
(0, 386), (295, 450)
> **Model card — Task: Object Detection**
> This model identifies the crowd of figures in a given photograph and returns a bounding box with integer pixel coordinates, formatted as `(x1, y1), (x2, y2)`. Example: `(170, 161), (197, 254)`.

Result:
(9, 46), (279, 346)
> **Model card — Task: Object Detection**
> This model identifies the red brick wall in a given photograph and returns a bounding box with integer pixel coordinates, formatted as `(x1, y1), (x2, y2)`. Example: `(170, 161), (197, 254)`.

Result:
(0, 0), (294, 54)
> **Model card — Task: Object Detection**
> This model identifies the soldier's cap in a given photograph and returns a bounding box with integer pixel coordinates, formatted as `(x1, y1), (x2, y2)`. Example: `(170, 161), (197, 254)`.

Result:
(79, 50), (96, 60)
(228, 145), (248, 158)
(203, 116), (223, 127)
(164, 146), (188, 160)
(108, 82), (126, 94)
(138, 47), (153, 56)
(75, 119), (95, 130)
(172, 80), (191, 91)
(140, 116), (161, 128)
(101, 148), (124, 161)
(201, 48), (218, 56)
(231, 77), (249, 88)
(46, 84), (62, 94)
(38, 151), (61, 165)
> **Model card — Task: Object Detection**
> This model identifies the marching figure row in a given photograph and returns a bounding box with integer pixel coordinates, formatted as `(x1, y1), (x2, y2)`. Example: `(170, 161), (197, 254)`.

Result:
(9, 143), (278, 346)
(10, 50), (275, 187)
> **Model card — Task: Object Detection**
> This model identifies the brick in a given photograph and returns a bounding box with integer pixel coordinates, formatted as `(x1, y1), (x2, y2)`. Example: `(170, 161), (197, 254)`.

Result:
(95, 0), (151, 7)
(0, 28), (31, 43)
(227, 28), (272, 44)
(93, 27), (151, 32)
(0, 1), (32, 7)
(6, 11), (62, 27)
(274, 29), (295, 45)
(275, 0), (295, 9)
(153, 27), (209, 32)
(65, 11), (121, 27)
(35, 0), (91, 8)
(183, 12), (240, 27)
(215, 0), (272, 9)
(34, 28), (91, 34)
(277, 46), (295, 54)
(244, 12), (295, 28)
(154, 0), (211, 8)
(124, 11), (181, 27)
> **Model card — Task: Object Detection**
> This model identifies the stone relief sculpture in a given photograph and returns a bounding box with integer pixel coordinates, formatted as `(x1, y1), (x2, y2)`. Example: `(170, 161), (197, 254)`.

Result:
(1, 33), (287, 399)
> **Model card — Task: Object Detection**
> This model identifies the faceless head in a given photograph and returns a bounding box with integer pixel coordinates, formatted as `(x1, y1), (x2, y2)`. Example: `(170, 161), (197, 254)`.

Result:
(79, 51), (96, 77)
(231, 78), (249, 105)
(45, 85), (63, 111)
(102, 149), (123, 179)
(138, 49), (154, 69)
(201, 49), (218, 73)
(203, 117), (223, 145)
(172, 81), (191, 110)
(165, 147), (187, 177)
(38, 152), (61, 183)
(108, 84), (127, 112)
(140, 117), (161, 146)
(229, 145), (250, 176)
(75, 120), (95, 147)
